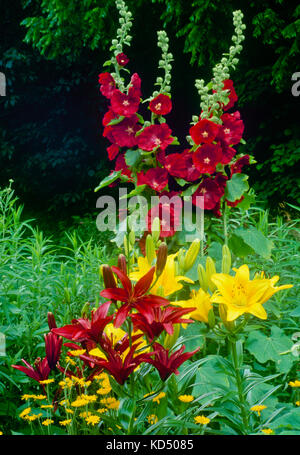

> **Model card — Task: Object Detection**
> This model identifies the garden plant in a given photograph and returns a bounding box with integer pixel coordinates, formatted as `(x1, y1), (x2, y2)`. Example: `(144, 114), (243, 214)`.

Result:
(0, 0), (299, 438)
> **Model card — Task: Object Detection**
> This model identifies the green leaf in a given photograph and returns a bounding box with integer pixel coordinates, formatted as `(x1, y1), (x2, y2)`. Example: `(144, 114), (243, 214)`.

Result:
(234, 226), (274, 259)
(94, 170), (121, 192)
(225, 173), (249, 202)
(228, 233), (255, 257)
(245, 326), (293, 364)
(120, 184), (146, 199)
(124, 149), (141, 167)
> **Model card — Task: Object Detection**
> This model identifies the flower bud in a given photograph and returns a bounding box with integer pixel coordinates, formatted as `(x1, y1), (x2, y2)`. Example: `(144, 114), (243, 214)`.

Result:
(146, 234), (156, 265)
(102, 264), (116, 289)
(197, 264), (208, 292)
(163, 323), (180, 350)
(222, 244), (231, 274)
(151, 217), (161, 243)
(207, 308), (216, 329)
(47, 312), (57, 330)
(129, 230), (135, 246)
(183, 239), (200, 272)
(81, 302), (90, 318)
(206, 256), (217, 292)
(117, 254), (127, 274)
(156, 242), (168, 277)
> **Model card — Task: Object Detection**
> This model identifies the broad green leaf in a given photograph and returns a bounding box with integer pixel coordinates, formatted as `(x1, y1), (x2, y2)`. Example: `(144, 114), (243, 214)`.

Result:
(245, 326), (293, 364)
(124, 148), (141, 167)
(234, 226), (274, 259)
(94, 170), (121, 192)
(228, 233), (255, 257)
(225, 173), (249, 202)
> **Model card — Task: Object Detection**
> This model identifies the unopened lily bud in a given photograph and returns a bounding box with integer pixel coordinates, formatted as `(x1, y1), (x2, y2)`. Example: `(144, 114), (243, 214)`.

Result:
(102, 264), (116, 289)
(146, 234), (156, 265)
(47, 312), (57, 330)
(117, 254), (127, 274)
(197, 264), (208, 292)
(207, 308), (216, 329)
(177, 248), (186, 272)
(129, 230), (135, 246)
(206, 256), (217, 292)
(183, 239), (200, 272)
(156, 242), (168, 277)
(123, 235), (130, 256)
(81, 302), (90, 318)
(151, 217), (161, 243)
(163, 323), (180, 350)
(222, 244), (231, 274)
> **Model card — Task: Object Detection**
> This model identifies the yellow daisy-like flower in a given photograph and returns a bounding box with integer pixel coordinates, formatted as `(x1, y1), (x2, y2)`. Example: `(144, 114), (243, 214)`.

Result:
(295, 401), (300, 406)
(289, 380), (300, 387)
(25, 413), (42, 422)
(19, 407), (31, 419)
(41, 404), (53, 409)
(32, 394), (47, 400)
(39, 379), (55, 385)
(174, 289), (212, 325)
(147, 414), (158, 425)
(21, 394), (35, 401)
(59, 419), (72, 426)
(250, 405), (267, 416)
(85, 415), (100, 426)
(0, 431), (3, 435)
(71, 398), (89, 408)
(152, 392), (166, 404)
(211, 265), (292, 321)
(65, 408), (74, 414)
(130, 253), (193, 298)
(261, 428), (273, 435)
(178, 395), (194, 403)
(194, 415), (210, 425)
(100, 397), (120, 410)
(42, 419), (54, 426)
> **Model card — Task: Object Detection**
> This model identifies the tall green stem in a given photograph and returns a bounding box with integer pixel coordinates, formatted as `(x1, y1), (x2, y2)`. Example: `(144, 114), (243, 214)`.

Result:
(230, 338), (249, 434)
(223, 203), (228, 246)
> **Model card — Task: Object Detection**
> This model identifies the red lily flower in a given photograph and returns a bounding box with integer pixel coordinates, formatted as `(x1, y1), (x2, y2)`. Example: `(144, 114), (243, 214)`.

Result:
(143, 343), (200, 381)
(149, 94), (172, 116)
(100, 266), (170, 328)
(44, 332), (62, 370)
(80, 337), (152, 385)
(131, 305), (195, 342)
(189, 118), (220, 145)
(12, 357), (51, 383)
(51, 302), (113, 344)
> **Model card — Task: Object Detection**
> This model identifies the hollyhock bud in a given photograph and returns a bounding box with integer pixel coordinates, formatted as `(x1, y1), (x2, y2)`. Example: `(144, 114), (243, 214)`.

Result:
(156, 242), (168, 277)
(102, 265), (117, 289)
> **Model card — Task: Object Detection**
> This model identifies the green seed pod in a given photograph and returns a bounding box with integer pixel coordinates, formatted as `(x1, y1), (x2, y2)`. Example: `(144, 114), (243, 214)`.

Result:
(183, 239), (200, 272)
(146, 234), (156, 265)
(206, 256), (217, 292)
(222, 244), (232, 274)
(197, 264), (208, 292)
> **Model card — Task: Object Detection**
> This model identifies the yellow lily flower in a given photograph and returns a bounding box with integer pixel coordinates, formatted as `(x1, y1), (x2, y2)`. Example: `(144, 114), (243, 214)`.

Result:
(210, 264), (293, 322)
(173, 289), (213, 325)
(130, 253), (193, 297)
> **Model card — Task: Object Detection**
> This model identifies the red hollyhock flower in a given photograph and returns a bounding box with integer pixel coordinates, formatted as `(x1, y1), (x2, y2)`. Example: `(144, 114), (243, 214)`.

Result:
(51, 302), (113, 344)
(137, 167), (169, 192)
(230, 155), (250, 175)
(189, 119), (220, 145)
(219, 141), (237, 165)
(192, 177), (224, 211)
(218, 111), (244, 146)
(114, 154), (132, 179)
(100, 266), (169, 328)
(222, 79), (238, 111)
(137, 123), (173, 151)
(116, 52), (129, 66)
(182, 150), (202, 182)
(12, 357), (51, 383)
(164, 153), (189, 179)
(149, 94), (172, 116)
(131, 305), (195, 342)
(143, 343), (200, 381)
(44, 332), (62, 370)
(105, 116), (141, 148)
(147, 199), (182, 238)
(193, 144), (222, 174)
(80, 338), (153, 385)
(107, 144), (119, 160)
(98, 73), (116, 99)
(102, 109), (118, 127)
(129, 73), (142, 96)
(111, 88), (140, 117)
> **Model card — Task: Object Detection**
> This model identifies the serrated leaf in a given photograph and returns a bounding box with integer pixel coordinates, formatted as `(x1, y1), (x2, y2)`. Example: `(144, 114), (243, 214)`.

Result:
(234, 226), (274, 259)
(245, 326), (293, 364)
(124, 149), (141, 167)
(225, 173), (249, 202)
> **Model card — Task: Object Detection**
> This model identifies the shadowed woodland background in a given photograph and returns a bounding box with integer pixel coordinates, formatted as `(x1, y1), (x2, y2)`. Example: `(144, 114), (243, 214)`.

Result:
(0, 0), (299, 230)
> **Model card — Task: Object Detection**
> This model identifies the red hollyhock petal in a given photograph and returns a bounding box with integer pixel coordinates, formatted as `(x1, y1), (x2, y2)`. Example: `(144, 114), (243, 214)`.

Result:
(192, 144), (222, 174)
(98, 73), (116, 99)
(102, 109), (118, 127)
(219, 111), (244, 146)
(222, 79), (238, 111)
(107, 144), (119, 160)
(137, 123), (173, 151)
(111, 89), (140, 117)
(230, 154), (250, 175)
(192, 177), (224, 210)
(116, 53), (129, 66)
(189, 119), (220, 145)
(114, 154), (132, 178)
(109, 116), (140, 148)
(149, 94), (172, 116)
(139, 167), (169, 192)
(164, 153), (188, 179)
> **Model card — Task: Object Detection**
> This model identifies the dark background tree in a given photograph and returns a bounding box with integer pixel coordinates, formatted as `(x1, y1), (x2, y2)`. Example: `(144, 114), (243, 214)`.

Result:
(0, 0), (299, 227)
